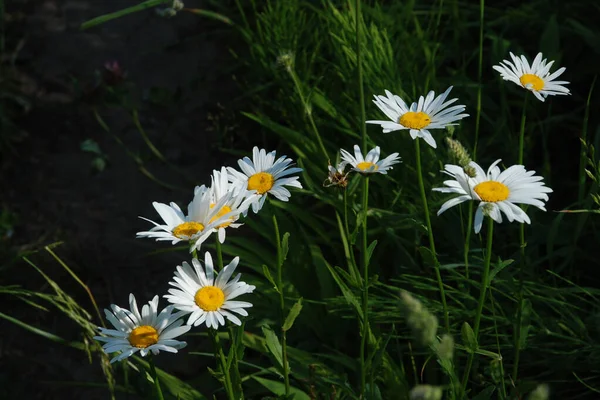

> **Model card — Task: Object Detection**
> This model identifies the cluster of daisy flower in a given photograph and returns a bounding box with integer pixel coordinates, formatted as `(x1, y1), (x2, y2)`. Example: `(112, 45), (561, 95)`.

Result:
(95, 147), (303, 362)
(329, 52), (566, 232)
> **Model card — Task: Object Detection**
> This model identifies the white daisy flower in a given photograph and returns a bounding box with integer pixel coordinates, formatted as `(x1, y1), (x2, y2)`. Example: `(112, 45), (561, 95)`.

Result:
(366, 86), (469, 149)
(195, 167), (259, 244)
(433, 159), (553, 233)
(340, 145), (400, 175)
(164, 252), (255, 329)
(136, 186), (249, 253)
(94, 294), (190, 363)
(493, 52), (570, 102)
(227, 146), (303, 213)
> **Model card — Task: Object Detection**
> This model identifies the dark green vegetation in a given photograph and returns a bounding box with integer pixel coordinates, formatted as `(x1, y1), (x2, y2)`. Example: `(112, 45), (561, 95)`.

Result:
(2, 0), (600, 399)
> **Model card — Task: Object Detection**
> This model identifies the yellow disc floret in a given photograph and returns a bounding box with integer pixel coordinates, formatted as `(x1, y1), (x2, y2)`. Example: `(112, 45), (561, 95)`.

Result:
(399, 111), (431, 129)
(356, 162), (378, 172)
(247, 172), (275, 194)
(209, 204), (233, 228)
(519, 74), (544, 91)
(474, 181), (510, 202)
(194, 286), (225, 311)
(128, 325), (159, 348)
(172, 222), (205, 239)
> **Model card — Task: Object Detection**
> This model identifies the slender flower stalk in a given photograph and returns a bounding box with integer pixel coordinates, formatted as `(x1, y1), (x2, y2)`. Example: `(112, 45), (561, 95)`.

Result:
(460, 217), (494, 397)
(513, 93), (528, 381)
(472, 0), (485, 161)
(355, 0), (367, 153)
(272, 215), (291, 396)
(359, 176), (370, 396)
(415, 138), (450, 333)
(149, 356), (165, 400)
(211, 329), (235, 400)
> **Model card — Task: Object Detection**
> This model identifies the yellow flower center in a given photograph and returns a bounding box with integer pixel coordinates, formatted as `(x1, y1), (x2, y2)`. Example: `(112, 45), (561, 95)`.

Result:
(128, 325), (159, 348)
(473, 181), (510, 202)
(209, 204), (233, 228)
(356, 162), (379, 172)
(399, 111), (431, 129)
(194, 286), (225, 311)
(519, 74), (544, 91)
(247, 172), (275, 194)
(172, 222), (205, 239)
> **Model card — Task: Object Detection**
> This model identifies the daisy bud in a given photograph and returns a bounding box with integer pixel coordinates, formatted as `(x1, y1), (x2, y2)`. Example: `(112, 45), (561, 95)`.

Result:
(527, 384), (550, 400)
(277, 51), (295, 73)
(445, 137), (472, 167)
(409, 385), (443, 400)
(400, 291), (439, 347)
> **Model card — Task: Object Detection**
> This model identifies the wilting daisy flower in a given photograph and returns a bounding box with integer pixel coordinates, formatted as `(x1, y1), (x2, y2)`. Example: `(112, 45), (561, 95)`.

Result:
(323, 161), (349, 188)
(493, 52), (569, 102)
(367, 87), (469, 149)
(433, 159), (553, 233)
(196, 167), (259, 243)
(227, 146), (303, 213)
(137, 186), (250, 252)
(340, 145), (400, 175)
(94, 294), (190, 363)
(164, 252), (255, 329)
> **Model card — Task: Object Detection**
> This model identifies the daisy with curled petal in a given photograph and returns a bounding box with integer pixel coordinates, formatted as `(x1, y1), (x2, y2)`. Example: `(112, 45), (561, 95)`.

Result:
(164, 252), (255, 329)
(493, 52), (569, 102)
(196, 167), (259, 243)
(323, 161), (349, 188)
(227, 146), (303, 213)
(136, 186), (249, 253)
(433, 159), (553, 233)
(366, 86), (469, 149)
(94, 294), (190, 363)
(340, 145), (401, 175)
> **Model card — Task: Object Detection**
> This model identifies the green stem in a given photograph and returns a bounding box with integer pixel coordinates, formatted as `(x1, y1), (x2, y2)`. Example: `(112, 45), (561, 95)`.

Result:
(355, 0), (367, 153)
(460, 217), (494, 398)
(578, 75), (596, 202)
(212, 330), (236, 400)
(215, 238), (224, 271)
(148, 356), (165, 400)
(415, 138), (450, 333)
(512, 94), (528, 381)
(344, 189), (360, 281)
(272, 215), (290, 396)
(287, 65), (328, 161)
(464, 203), (473, 280)
(359, 176), (370, 397)
(472, 0), (485, 160)
(80, 0), (171, 30)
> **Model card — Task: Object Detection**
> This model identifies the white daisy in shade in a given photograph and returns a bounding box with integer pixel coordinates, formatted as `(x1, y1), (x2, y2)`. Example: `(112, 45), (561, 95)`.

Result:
(323, 161), (349, 188)
(367, 87), (469, 149)
(340, 145), (400, 175)
(196, 167), (259, 243)
(164, 252), (255, 329)
(227, 146), (303, 213)
(137, 186), (250, 252)
(433, 159), (553, 233)
(94, 294), (190, 363)
(493, 52), (569, 102)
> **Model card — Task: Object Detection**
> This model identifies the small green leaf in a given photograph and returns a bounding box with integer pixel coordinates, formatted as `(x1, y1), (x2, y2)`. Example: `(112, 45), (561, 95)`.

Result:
(327, 265), (362, 318)
(488, 258), (513, 285)
(418, 246), (438, 268)
(261, 325), (285, 372)
(282, 298), (303, 332)
(280, 232), (290, 267)
(366, 240), (378, 268)
(81, 139), (102, 155)
(252, 376), (310, 400)
(262, 265), (279, 293)
(471, 386), (495, 400)
(461, 322), (477, 353)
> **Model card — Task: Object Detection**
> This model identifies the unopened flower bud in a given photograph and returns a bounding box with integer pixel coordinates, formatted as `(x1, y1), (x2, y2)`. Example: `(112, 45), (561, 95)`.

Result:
(410, 385), (443, 400)
(435, 334), (454, 362)
(277, 52), (295, 73)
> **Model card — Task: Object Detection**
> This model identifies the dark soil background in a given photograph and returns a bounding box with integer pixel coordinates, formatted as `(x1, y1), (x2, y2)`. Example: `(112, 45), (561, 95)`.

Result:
(1, 1), (249, 398)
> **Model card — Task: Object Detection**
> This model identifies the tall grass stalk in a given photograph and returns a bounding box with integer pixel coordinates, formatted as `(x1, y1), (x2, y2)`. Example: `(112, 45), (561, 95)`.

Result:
(460, 217), (494, 398)
(273, 215), (291, 396)
(359, 176), (370, 396)
(211, 330), (236, 400)
(415, 138), (450, 333)
(148, 356), (165, 400)
(578, 76), (597, 202)
(512, 94), (528, 381)
(285, 63), (329, 161)
(355, 0), (367, 153)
